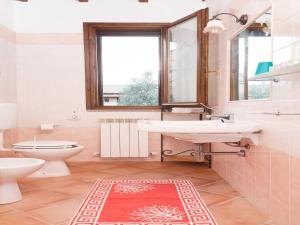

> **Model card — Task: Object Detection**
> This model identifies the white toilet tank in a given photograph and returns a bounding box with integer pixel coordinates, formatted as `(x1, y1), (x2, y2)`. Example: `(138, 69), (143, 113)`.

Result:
(0, 103), (17, 130)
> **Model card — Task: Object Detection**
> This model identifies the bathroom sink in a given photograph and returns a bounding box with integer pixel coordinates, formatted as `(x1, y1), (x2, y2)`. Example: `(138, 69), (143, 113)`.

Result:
(137, 120), (261, 144)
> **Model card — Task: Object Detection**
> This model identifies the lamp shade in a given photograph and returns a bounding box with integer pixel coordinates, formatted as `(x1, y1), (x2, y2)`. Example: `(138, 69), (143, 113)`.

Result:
(203, 19), (226, 34)
(255, 62), (273, 75)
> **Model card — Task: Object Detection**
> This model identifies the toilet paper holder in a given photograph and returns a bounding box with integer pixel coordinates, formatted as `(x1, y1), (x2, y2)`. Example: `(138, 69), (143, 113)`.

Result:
(40, 124), (59, 131)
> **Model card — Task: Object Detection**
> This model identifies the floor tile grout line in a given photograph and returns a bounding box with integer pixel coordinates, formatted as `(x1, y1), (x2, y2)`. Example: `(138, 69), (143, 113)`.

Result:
(208, 196), (243, 207)
(197, 189), (240, 198)
(3, 207), (54, 225)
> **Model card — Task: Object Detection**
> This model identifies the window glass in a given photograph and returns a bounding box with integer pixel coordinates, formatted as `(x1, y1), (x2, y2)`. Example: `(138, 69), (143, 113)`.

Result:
(168, 17), (198, 103)
(98, 35), (160, 106)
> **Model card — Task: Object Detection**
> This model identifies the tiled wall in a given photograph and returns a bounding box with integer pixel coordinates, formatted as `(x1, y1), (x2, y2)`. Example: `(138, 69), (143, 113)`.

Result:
(213, 116), (300, 225)
(211, 0), (300, 224)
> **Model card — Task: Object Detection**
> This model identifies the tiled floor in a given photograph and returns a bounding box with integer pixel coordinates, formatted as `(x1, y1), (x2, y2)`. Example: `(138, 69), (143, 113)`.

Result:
(0, 162), (269, 225)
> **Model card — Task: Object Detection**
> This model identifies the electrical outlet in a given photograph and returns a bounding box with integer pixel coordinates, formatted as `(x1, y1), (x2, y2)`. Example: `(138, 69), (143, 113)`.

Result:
(149, 152), (158, 156)
(68, 110), (81, 121)
(93, 152), (100, 157)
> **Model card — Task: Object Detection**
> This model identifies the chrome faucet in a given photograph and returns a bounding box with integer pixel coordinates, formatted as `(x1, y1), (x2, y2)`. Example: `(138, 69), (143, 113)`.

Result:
(206, 113), (234, 123)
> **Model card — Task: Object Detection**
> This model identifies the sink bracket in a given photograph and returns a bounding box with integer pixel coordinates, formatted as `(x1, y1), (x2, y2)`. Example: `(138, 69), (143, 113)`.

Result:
(204, 149), (246, 157)
(162, 145), (206, 162)
(224, 142), (250, 149)
(162, 141), (248, 164)
(163, 149), (197, 157)
(201, 142), (249, 158)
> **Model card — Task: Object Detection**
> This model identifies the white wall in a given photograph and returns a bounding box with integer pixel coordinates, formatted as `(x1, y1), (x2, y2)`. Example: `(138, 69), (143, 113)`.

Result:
(0, 0), (15, 29)
(0, 0), (16, 103)
(14, 0), (206, 33)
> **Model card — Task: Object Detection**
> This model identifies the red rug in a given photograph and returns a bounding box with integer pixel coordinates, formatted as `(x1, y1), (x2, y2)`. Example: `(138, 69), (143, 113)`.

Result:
(69, 180), (218, 225)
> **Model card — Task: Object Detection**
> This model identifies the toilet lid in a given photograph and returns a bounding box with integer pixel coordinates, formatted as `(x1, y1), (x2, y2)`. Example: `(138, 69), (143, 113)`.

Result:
(13, 141), (78, 149)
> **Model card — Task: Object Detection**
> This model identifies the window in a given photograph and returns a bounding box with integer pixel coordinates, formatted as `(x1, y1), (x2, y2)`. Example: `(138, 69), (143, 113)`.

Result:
(84, 9), (208, 110)
(167, 17), (198, 103)
(99, 32), (160, 107)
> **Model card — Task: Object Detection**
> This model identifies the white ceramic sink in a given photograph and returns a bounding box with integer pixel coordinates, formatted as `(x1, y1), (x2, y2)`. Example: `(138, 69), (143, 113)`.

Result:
(137, 120), (261, 144)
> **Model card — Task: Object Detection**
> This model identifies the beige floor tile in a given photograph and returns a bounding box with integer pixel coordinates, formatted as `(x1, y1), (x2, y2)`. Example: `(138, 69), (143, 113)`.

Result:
(52, 181), (94, 196)
(186, 169), (222, 181)
(100, 166), (145, 175)
(176, 175), (217, 186)
(125, 171), (178, 179)
(197, 180), (241, 197)
(69, 171), (116, 182)
(197, 190), (235, 207)
(68, 162), (120, 171)
(154, 165), (202, 175)
(26, 198), (83, 224)
(209, 197), (268, 225)
(129, 161), (177, 170)
(66, 165), (89, 173)
(10, 190), (71, 211)
(0, 211), (49, 225)
(19, 176), (80, 192)
(0, 205), (15, 215)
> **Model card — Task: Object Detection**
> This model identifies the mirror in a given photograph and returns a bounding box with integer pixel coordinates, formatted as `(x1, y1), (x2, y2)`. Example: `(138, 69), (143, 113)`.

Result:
(230, 9), (272, 101)
(168, 17), (198, 103)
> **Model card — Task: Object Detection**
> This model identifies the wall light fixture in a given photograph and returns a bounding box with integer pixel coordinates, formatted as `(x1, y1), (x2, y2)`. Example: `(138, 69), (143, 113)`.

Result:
(204, 13), (248, 34)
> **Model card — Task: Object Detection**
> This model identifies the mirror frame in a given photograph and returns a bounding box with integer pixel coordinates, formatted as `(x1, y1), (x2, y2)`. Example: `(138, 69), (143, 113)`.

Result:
(227, 6), (273, 102)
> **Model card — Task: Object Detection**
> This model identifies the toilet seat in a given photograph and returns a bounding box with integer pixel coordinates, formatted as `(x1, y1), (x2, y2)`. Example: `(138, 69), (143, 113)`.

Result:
(13, 141), (79, 149)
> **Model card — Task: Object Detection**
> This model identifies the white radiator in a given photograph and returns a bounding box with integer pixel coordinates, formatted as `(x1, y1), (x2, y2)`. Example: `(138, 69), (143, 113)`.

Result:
(100, 119), (149, 158)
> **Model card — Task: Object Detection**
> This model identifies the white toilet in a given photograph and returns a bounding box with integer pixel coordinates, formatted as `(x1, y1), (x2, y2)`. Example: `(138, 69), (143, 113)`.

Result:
(0, 158), (45, 204)
(13, 141), (84, 177)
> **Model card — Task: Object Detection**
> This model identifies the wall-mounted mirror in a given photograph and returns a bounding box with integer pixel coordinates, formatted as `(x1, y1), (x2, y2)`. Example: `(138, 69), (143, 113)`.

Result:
(230, 9), (272, 101)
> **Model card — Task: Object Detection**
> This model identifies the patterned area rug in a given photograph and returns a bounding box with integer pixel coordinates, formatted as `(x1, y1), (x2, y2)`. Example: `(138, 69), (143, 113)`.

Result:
(69, 179), (218, 225)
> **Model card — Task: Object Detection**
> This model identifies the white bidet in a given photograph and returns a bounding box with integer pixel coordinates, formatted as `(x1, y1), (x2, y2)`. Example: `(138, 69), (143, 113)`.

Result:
(0, 158), (45, 204)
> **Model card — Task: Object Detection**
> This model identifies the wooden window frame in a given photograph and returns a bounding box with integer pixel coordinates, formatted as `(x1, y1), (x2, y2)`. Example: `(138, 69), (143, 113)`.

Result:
(162, 9), (209, 106)
(83, 9), (208, 110)
(97, 30), (162, 109)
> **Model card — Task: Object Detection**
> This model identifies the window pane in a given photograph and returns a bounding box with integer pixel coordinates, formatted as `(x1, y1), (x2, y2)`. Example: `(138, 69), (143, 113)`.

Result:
(100, 36), (160, 106)
(168, 17), (198, 103)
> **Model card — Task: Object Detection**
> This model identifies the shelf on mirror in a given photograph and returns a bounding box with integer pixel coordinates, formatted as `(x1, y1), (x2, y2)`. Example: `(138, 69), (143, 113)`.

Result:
(248, 63), (300, 82)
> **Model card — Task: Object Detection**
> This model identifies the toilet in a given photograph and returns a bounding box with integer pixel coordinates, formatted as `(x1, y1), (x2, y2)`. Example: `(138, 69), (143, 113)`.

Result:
(13, 141), (84, 177)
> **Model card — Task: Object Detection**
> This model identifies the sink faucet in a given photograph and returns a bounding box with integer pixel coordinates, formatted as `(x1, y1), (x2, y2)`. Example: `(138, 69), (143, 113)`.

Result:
(206, 113), (234, 123)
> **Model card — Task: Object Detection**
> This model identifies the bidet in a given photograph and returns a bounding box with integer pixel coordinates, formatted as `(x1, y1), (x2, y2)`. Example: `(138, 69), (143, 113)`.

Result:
(0, 158), (45, 204)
